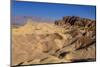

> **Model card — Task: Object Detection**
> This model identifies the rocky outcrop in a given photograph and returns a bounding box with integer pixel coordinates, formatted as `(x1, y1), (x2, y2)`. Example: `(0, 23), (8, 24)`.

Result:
(54, 16), (96, 62)
(55, 16), (96, 28)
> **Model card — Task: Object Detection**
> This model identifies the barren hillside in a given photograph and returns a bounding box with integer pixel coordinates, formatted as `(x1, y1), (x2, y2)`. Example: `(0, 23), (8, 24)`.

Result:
(12, 16), (96, 66)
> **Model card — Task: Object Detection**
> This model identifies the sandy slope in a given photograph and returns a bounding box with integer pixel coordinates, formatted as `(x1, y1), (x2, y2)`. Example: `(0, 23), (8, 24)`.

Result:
(12, 19), (96, 66)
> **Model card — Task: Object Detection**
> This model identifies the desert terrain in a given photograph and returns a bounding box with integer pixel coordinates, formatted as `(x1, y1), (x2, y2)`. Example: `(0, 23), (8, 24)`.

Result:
(12, 16), (96, 66)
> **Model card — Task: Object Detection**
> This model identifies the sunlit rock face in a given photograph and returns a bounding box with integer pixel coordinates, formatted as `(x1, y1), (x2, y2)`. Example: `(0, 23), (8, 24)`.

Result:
(12, 17), (96, 66)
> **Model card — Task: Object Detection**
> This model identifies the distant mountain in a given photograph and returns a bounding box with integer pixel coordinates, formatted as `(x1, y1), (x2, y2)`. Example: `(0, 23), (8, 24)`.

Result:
(11, 16), (54, 25)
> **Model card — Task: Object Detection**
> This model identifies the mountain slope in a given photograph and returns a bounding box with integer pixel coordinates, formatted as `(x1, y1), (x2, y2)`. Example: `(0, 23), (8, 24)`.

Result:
(12, 17), (96, 66)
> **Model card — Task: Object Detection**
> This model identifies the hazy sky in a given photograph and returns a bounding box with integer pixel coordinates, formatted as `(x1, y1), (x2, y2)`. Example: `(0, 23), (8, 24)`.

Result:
(12, 0), (96, 21)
